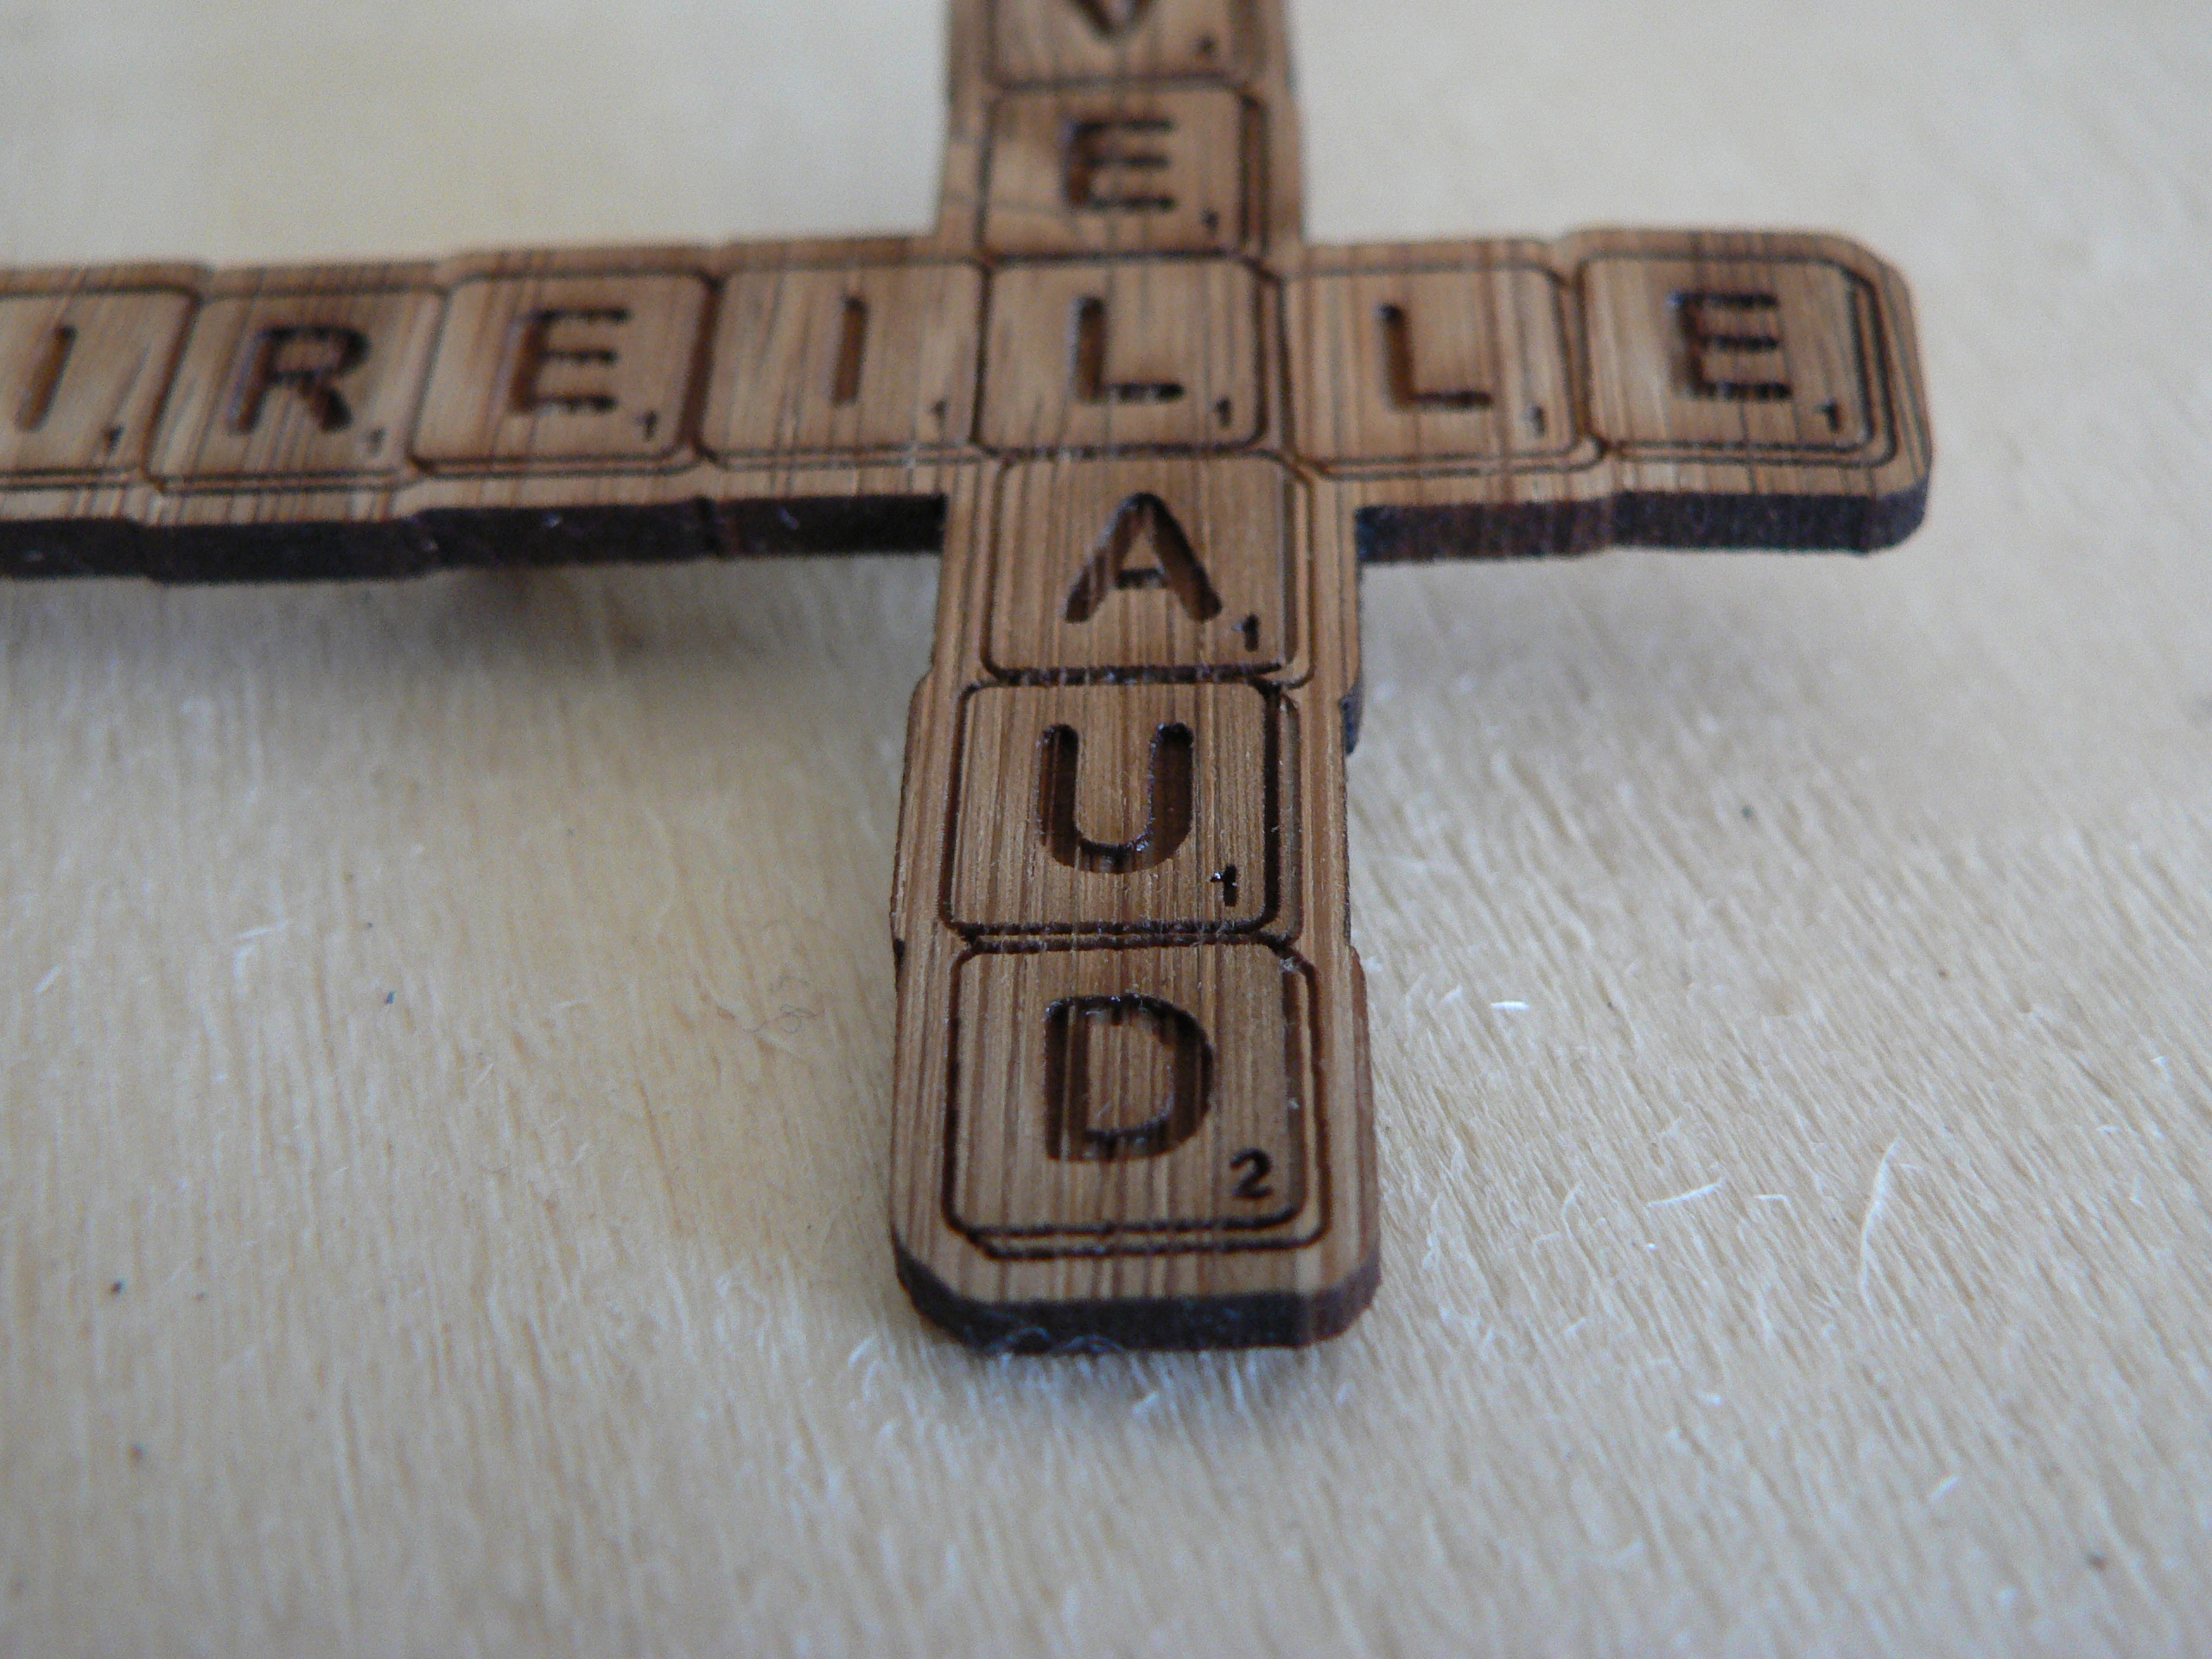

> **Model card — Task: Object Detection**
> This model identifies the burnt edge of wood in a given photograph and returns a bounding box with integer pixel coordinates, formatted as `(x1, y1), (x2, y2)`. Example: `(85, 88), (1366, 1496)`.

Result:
(0, 495), (949, 582)
(894, 1240), (1380, 1354)
(0, 478), (1924, 584)
(1356, 475), (1930, 563)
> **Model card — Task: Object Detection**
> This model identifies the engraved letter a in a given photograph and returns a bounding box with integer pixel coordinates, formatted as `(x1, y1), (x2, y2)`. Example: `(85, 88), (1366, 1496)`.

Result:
(1064, 493), (1223, 624)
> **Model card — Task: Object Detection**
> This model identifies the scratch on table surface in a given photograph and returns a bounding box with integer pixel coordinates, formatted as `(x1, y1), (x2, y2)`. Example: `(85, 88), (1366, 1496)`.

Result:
(34, 967), (59, 995)
(1859, 1139), (1903, 1306)
(1559, 1181), (1585, 1226)
(1648, 1178), (1726, 1210)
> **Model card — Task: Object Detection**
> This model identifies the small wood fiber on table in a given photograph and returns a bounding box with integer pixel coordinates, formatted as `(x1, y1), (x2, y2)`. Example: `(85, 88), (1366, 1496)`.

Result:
(0, 0), (1929, 1351)
(5, 0), (2206, 1651)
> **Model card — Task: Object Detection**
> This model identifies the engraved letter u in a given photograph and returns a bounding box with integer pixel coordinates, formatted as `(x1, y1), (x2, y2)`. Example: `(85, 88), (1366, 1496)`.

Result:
(1036, 722), (1194, 874)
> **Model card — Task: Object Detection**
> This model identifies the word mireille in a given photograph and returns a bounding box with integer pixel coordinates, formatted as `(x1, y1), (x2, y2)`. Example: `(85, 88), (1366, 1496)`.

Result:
(0, 0), (1932, 1351)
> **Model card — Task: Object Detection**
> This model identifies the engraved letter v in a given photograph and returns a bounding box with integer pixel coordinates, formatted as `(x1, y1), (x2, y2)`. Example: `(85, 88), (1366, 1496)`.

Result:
(1071, 0), (1156, 39)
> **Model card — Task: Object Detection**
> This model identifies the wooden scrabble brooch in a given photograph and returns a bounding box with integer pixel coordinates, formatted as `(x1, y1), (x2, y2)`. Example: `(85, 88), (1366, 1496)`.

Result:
(0, 0), (1932, 1351)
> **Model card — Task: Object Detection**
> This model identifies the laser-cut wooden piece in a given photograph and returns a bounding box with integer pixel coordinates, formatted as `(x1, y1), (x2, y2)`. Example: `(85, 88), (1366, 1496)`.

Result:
(948, 680), (1290, 935)
(413, 270), (709, 466)
(983, 87), (1255, 256)
(986, 457), (1295, 676)
(151, 286), (442, 481)
(990, 0), (1249, 86)
(0, 0), (1934, 1351)
(0, 285), (194, 478)
(705, 261), (984, 459)
(980, 257), (1265, 450)
(947, 944), (1310, 1246)
(1287, 263), (1577, 469)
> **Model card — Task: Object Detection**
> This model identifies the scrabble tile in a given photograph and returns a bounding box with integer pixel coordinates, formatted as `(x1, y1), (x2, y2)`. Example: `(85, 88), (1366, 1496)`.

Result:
(412, 273), (708, 466)
(981, 257), (1261, 451)
(1582, 254), (1876, 454)
(151, 287), (440, 481)
(0, 288), (194, 479)
(705, 260), (982, 459)
(987, 456), (1295, 676)
(946, 943), (1309, 1245)
(991, 0), (1248, 86)
(984, 88), (1253, 257)
(1288, 263), (1576, 469)
(948, 680), (1288, 936)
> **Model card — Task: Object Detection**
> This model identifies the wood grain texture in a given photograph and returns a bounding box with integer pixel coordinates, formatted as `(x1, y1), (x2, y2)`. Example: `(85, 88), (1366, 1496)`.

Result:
(6, 0), (2208, 1649)
(0, 0), (1933, 1348)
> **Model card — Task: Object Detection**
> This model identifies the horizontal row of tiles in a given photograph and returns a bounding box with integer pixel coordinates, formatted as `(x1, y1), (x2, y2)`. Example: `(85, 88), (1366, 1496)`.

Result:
(0, 245), (1892, 488)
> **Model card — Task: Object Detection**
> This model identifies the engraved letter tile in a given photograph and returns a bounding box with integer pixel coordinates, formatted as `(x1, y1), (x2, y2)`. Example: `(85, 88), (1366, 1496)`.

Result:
(1582, 255), (1877, 455)
(948, 944), (1311, 1249)
(950, 679), (1288, 937)
(1289, 264), (1575, 470)
(984, 88), (1253, 257)
(0, 288), (194, 480)
(988, 456), (1294, 676)
(991, 0), (1249, 86)
(982, 258), (1260, 451)
(705, 261), (982, 460)
(151, 288), (441, 482)
(412, 273), (708, 467)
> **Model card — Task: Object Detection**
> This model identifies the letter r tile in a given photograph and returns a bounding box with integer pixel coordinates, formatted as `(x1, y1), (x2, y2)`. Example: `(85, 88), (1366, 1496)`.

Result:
(149, 288), (441, 481)
(949, 681), (1291, 938)
(984, 88), (1253, 257)
(988, 456), (1295, 677)
(948, 943), (1312, 1249)
(412, 273), (709, 467)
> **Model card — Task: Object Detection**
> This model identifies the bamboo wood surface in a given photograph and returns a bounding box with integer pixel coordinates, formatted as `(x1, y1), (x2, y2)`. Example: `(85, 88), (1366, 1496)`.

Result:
(3, 0), (2208, 1650)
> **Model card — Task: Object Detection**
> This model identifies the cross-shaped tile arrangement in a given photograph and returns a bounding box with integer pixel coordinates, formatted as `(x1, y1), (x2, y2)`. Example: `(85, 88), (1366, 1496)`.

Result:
(0, 0), (1932, 1351)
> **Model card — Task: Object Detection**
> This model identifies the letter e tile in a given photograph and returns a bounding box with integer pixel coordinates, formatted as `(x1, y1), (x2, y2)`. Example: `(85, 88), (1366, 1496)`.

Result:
(988, 456), (1295, 677)
(412, 273), (708, 467)
(1582, 255), (1878, 454)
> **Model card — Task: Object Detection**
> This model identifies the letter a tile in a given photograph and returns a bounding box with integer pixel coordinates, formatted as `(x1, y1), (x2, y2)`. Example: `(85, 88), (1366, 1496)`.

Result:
(988, 457), (1295, 676)
(948, 944), (1312, 1248)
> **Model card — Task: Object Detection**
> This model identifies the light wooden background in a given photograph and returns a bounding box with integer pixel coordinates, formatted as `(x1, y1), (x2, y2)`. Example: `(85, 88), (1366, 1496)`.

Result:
(3, 1), (2208, 1653)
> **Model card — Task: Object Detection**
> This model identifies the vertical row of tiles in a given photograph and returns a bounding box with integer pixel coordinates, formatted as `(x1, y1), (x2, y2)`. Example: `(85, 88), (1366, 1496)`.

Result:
(892, 0), (1376, 1345)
